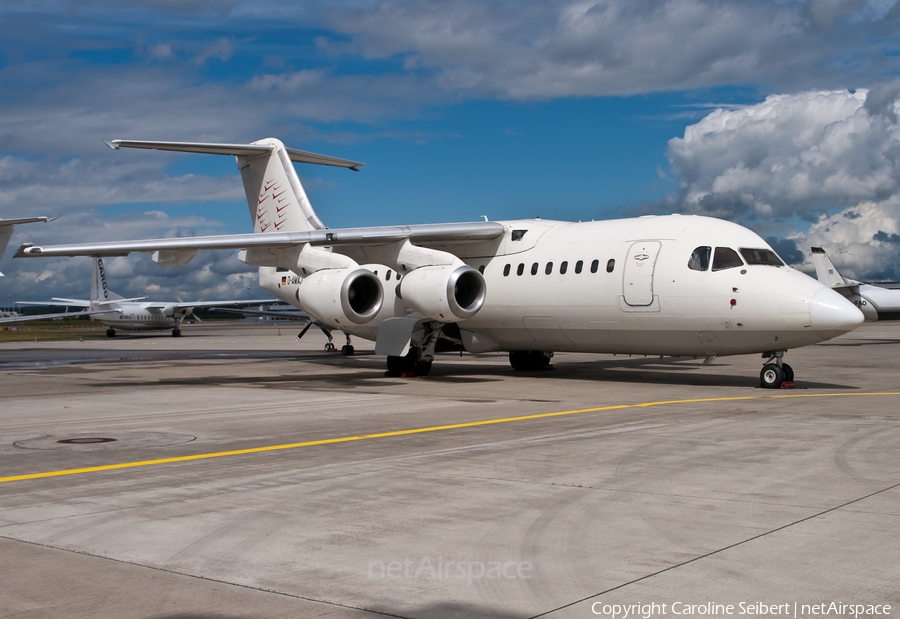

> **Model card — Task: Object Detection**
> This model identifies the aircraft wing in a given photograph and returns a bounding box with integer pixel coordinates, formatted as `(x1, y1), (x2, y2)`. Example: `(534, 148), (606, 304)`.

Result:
(0, 309), (108, 325)
(141, 299), (278, 310)
(17, 298), (91, 308)
(14, 222), (506, 258)
(209, 306), (310, 320)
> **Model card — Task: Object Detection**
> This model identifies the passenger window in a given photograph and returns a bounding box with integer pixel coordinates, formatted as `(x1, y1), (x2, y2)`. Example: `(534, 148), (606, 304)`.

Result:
(531, 262), (539, 275)
(740, 248), (784, 266)
(385, 269), (392, 281)
(396, 272), (401, 280)
(712, 247), (744, 271)
(606, 259), (615, 273)
(590, 259), (599, 273)
(575, 260), (583, 274)
(517, 263), (524, 276)
(545, 262), (553, 275)
(688, 246), (711, 271)
(560, 261), (568, 274)
(478, 264), (485, 274)
(503, 264), (511, 277)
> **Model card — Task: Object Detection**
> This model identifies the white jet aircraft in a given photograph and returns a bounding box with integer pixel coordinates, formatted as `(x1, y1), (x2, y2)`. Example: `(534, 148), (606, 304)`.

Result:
(17, 256), (274, 337)
(1, 216), (54, 276)
(811, 246), (900, 321)
(15, 138), (864, 387)
(0, 217), (104, 324)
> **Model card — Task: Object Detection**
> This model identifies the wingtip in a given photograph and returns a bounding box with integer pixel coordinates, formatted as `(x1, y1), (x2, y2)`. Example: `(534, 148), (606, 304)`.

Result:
(103, 139), (120, 150)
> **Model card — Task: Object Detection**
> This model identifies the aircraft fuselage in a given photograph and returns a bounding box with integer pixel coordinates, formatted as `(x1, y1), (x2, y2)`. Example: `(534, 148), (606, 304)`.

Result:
(263, 215), (862, 358)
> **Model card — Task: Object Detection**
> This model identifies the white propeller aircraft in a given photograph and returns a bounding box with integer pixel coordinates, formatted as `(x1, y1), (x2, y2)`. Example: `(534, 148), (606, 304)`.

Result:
(811, 246), (900, 321)
(15, 138), (864, 387)
(16, 256), (274, 337)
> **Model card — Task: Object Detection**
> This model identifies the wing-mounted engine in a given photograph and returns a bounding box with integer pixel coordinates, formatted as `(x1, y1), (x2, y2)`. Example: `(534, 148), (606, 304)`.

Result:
(242, 243), (384, 327)
(397, 264), (485, 322)
(360, 239), (487, 323)
(160, 304), (191, 318)
(296, 267), (382, 326)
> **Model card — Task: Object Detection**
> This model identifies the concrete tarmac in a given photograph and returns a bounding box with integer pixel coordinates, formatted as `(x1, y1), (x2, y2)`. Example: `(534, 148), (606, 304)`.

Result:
(1, 323), (898, 619)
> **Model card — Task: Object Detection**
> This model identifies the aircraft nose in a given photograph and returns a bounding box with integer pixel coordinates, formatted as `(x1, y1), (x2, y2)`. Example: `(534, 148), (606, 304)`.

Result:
(810, 288), (864, 337)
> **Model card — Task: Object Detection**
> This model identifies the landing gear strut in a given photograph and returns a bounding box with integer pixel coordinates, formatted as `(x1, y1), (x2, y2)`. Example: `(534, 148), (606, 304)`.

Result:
(760, 350), (794, 389)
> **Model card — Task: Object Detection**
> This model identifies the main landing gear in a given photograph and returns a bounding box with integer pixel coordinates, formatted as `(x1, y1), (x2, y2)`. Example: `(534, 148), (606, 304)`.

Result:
(340, 333), (354, 356)
(105, 328), (116, 338)
(385, 347), (433, 377)
(760, 350), (794, 389)
(509, 351), (554, 372)
(384, 322), (443, 377)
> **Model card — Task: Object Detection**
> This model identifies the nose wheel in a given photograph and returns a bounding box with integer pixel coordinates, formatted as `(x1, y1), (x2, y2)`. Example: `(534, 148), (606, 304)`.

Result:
(760, 351), (794, 389)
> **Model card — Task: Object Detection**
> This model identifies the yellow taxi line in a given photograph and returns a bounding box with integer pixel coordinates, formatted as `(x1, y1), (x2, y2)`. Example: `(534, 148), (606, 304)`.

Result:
(2, 391), (898, 484)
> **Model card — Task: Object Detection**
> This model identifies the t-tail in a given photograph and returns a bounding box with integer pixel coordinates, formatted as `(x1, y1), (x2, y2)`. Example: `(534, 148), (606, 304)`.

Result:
(90, 257), (124, 303)
(104, 138), (364, 233)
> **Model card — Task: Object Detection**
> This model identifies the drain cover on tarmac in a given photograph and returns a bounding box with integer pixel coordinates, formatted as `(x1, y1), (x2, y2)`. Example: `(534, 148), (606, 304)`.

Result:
(14, 432), (197, 451)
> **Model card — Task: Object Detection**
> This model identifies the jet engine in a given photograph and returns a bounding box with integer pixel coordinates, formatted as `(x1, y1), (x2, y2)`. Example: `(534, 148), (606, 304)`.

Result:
(296, 267), (383, 327)
(397, 264), (486, 322)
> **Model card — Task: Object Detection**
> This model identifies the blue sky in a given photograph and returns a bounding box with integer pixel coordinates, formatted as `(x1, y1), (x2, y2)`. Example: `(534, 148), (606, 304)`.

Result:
(3, 0), (900, 305)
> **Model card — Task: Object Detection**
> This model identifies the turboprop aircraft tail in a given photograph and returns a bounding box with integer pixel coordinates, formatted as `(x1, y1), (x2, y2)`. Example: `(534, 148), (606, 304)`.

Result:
(811, 247), (859, 288)
(90, 257), (124, 303)
(105, 138), (363, 234)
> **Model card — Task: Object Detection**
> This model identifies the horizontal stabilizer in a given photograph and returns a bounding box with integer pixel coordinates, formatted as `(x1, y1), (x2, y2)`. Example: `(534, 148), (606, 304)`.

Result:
(104, 139), (365, 170)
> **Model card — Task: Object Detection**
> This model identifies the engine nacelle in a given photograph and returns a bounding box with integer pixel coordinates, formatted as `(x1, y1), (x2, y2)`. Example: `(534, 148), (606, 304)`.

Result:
(161, 305), (191, 318)
(397, 264), (486, 322)
(296, 268), (383, 327)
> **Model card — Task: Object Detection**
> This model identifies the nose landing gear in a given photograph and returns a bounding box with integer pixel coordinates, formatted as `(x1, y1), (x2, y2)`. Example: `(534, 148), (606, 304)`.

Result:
(760, 350), (794, 389)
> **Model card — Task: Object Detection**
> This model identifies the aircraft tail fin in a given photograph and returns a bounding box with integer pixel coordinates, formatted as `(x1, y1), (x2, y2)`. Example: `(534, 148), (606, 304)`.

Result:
(90, 257), (124, 303)
(810, 247), (859, 288)
(105, 139), (364, 234)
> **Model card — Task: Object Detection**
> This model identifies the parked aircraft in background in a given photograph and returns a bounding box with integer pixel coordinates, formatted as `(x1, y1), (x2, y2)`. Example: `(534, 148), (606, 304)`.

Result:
(15, 138), (864, 387)
(210, 287), (352, 353)
(17, 257), (274, 337)
(811, 246), (900, 321)
(1, 217), (53, 276)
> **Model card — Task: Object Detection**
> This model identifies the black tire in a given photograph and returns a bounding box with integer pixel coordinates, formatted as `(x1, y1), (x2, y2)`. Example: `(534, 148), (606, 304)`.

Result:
(509, 351), (552, 371)
(415, 360), (433, 377)
(106, 328), (116, 338)
(172, 328), (181, 337)
(781, 363), (794, 382)
(760, 363), (785, 389)
(341, 345), (355, 356)
(509, 351), (532, 371)
(385, 355), (404, 377)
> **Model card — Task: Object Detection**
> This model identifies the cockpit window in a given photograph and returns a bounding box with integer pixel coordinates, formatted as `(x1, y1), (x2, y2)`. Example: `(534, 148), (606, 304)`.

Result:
(740, 248), (784, 267)
(688, 246), (711, 271)
(712, 247), (744, 271)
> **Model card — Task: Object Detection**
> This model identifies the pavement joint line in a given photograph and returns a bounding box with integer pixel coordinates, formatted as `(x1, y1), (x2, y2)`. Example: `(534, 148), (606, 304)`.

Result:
(2, 391), (899, 485)
(527, 479), (900, 618)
